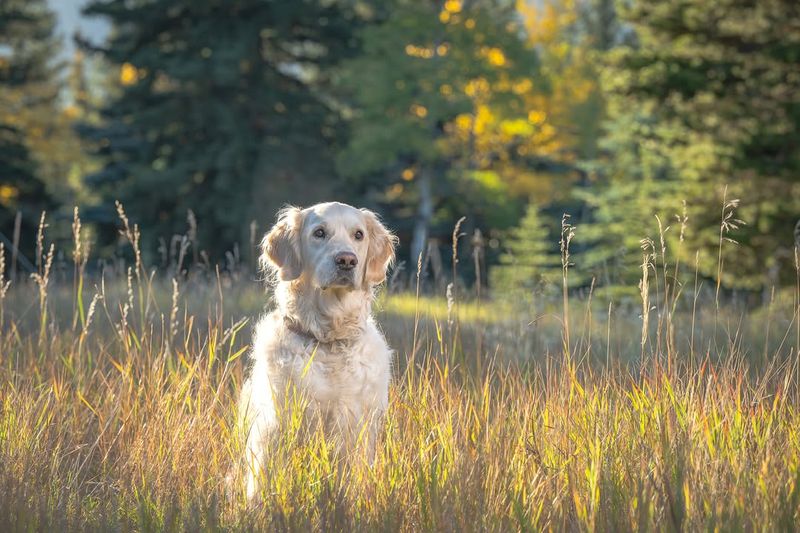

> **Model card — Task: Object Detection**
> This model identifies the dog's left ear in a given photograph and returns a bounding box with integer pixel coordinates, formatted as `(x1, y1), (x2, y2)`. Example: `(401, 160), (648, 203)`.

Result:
(361, 209), (398, 286)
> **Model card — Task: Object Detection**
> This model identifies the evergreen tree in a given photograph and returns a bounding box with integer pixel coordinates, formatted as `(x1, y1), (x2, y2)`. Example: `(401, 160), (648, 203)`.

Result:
(490, 203), (559, 296)
(0, 0), (59, 257)
(597, 0), (800, 289)
(81, 0), (361, 258)
(576, 108), (678, 291)
(0, 124), (48, 241)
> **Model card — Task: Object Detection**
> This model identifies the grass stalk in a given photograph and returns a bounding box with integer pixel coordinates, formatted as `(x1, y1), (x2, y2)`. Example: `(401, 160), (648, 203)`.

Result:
(560, 214), (575, 363)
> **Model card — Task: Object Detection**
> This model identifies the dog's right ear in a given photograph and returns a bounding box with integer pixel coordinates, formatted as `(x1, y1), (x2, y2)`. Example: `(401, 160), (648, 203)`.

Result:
(260, 206), (303, 281)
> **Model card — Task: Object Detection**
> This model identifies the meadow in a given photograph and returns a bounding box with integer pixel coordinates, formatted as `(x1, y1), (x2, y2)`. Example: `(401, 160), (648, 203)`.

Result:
(1, 209), (800, 531)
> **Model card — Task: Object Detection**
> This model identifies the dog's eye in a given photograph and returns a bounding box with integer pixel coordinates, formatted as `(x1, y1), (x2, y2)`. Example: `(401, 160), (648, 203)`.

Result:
(354, 230), (364, 241)
(313, 228), (326, 239)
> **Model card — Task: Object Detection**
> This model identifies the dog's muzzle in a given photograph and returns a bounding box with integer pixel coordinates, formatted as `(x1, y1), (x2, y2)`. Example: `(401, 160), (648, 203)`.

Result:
(323, 251), (357, 289)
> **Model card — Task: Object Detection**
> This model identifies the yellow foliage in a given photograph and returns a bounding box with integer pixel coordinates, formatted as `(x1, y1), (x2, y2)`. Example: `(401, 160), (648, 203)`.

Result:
(482, 47), (507, 67)
(405, 44), (435, 59)
(517, 0), (576, 46)
(428, 0), (599, 204)
(455, 113), (473, 132)
(410, 104), (428, 118)
(120, 63), (139, 86)
(500, 119), (533, 137)
(512, 79), (533, 94)
(386, 183), (404, 200)
(464, 77), (490, 98)
(0, 185), (19, 204)
(511, 0), (599, 171)
(473, 105), (494, 135)
(444, 0), (462, 14)
(527, 110), (547, 124)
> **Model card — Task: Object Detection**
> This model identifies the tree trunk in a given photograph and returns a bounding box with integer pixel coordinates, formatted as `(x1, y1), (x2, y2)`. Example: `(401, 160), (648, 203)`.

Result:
(410, 168), (434, 275)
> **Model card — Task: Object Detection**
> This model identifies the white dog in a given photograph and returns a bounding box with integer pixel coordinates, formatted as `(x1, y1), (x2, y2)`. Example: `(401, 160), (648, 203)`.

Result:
(239, 202), (397, 500)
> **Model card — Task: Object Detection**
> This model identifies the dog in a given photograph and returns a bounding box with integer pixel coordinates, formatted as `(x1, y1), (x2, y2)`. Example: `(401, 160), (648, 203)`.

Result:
(238, 202), (397, 500)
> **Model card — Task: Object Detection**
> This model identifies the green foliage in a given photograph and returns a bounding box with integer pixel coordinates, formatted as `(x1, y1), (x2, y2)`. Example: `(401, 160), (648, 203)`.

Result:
(337, 0), (541, 262)
(576, 109), (680, 288)
(0, 0), (58, 85)
(1, 0), (798, 293)
(0, 125), (48, 233)
(595, 0), (800, 289)
(490, 202), (560, 295)
(0, 0), (59, 253)
(81, 0), (362, 258)
(339, 0), (535, 173)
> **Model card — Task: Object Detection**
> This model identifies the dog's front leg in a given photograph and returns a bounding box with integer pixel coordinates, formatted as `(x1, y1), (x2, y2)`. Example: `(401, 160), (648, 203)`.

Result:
(239, 370), (278, 502)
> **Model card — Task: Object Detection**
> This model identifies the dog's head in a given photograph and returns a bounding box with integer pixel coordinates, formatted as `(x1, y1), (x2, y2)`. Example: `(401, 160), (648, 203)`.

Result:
(261, 202), (397, 291)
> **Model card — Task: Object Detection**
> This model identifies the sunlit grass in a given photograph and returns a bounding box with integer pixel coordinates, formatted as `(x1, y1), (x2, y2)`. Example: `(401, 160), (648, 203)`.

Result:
(377, 292), (506, 324)
(1, 208), (800, 531)
(3, 288), (800, 530)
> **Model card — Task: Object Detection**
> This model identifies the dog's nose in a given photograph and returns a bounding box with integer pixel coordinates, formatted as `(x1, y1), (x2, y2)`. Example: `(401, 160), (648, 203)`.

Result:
(335, 251), (358, 270)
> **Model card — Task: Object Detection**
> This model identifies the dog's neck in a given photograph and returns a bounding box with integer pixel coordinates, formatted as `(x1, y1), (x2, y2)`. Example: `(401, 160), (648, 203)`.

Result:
(275, 278), (372, 343)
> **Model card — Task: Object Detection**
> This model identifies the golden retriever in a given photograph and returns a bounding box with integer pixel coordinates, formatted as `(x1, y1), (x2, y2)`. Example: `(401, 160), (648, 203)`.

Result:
(239, 202), (397, 500)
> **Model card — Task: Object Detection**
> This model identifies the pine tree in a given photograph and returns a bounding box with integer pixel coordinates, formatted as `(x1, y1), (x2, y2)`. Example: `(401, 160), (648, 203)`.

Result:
(81, 0), (361, 258)
(0, 124), (47, 237)
(490, 203), (559, 297)
(598, 0), (800, 289)
(0, 0), (59, 257)
(575, 106), (679, 291)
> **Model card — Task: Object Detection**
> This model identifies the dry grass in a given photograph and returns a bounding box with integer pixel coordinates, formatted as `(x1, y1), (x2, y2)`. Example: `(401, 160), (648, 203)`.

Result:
(1, 208), (800, 531)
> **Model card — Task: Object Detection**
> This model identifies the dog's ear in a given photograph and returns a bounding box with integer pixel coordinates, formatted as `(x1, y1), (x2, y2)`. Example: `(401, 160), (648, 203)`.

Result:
(362, 209), (398, 285)
(261, 206), (303, 281)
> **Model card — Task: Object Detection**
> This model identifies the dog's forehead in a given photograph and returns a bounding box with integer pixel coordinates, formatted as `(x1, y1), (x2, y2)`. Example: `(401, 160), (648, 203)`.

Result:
(304, 202), (364, 228)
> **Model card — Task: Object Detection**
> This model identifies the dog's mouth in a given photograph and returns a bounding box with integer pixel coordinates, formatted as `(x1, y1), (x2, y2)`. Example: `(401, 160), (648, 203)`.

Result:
(321, 271), (357, 290)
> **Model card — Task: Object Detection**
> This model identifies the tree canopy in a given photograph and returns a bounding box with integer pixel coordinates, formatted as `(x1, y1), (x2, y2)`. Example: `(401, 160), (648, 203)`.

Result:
(0, 0), (796, 294)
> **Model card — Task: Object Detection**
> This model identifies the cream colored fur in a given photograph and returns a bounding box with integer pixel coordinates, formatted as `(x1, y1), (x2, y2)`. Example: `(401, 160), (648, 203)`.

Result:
(239, 202), (397, 501)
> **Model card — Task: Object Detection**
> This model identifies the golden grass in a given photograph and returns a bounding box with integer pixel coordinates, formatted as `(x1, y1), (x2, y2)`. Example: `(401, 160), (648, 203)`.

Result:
(3, 290), (800, 531)
(1, 208), (800, 531)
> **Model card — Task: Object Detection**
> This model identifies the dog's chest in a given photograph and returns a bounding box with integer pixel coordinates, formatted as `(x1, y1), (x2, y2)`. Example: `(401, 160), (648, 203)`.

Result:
(276, 335), (389, 405)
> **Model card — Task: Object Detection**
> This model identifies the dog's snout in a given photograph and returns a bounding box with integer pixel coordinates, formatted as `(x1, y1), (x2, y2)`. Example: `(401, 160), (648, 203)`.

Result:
(335, 251), (358, 270)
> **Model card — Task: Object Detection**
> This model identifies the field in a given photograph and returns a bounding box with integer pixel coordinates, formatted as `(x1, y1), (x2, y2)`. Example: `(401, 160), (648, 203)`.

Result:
(2, 213), (800, 531)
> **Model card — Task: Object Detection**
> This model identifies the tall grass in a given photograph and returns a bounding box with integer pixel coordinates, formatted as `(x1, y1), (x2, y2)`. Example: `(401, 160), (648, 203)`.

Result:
(1, 205), (800, 531)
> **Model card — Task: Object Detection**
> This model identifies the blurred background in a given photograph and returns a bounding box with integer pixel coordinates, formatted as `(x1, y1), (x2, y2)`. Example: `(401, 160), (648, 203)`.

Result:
(1, 0), (798, 299)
